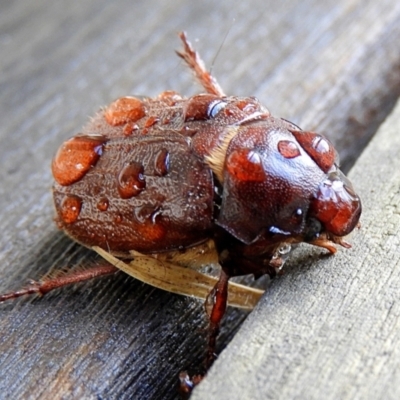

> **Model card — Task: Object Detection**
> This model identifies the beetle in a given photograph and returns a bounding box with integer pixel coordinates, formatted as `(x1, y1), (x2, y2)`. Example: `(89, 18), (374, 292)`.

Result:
(0, 32), (361, 372)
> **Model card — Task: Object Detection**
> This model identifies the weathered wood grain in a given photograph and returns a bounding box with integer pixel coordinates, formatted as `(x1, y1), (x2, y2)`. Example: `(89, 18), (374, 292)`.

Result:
(0, 0), (399, 399)
(192, 97), (400, 400)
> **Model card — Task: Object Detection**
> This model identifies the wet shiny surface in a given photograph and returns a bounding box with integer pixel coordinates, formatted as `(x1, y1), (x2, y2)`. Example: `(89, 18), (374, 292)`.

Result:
(104, 96), (146, 126)
(117, 162), (146, 199)
(52, 135), (106, 186)
(53, 93), (361, 255)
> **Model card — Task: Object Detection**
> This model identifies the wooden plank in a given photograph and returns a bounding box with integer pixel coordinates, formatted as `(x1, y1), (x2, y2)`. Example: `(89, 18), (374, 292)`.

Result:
(192, 97), (400, 400)
(0, 0), (400, 399)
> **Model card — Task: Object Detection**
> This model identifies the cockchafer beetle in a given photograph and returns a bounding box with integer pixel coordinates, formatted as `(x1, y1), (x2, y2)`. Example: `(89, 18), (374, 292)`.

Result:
(0, 32), (361, 373)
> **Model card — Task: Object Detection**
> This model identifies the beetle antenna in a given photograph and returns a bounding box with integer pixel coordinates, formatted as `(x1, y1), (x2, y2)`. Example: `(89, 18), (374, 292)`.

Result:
(210, 18), (235, 75)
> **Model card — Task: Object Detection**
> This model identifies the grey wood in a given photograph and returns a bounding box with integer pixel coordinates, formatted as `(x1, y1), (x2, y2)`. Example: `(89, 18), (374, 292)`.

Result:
(192, 97), (400, 400)
(0, 0), (399, 399)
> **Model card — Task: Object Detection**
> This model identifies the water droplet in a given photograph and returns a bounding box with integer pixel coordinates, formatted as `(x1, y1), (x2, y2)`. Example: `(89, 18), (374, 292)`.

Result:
(247, 150), (262, 164)
(145, 116), (159, 128)
(312, 136), (330, 153)
(114, 213), (123, 223)
(242, 104), (256, 113)
(134, 204), (161, 224)
(117, 162), (146, 199)
(277, 140), (301, 159)
(60, 195), (82, 223)
(184, 94), (220, 121)
(289, 131), (336, 172)
(52, 135), (106, 186)
(207, 100), (227, 118)
(235, 100), (252, 111)
(105, 96), (146, 126)
(123, 122), (139, 136)
(224, 108), (235, 116)
(154, 148), (170, 176)
(142, 116), (159, 134)
(97, 197), (109, 211)
(134, 205), (165, 240)
(226, 149), (265, 182)
(157, 90), (182, 105)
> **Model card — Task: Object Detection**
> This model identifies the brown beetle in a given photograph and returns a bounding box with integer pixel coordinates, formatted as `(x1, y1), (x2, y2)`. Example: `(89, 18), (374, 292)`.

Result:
(0, 32), (361, 372)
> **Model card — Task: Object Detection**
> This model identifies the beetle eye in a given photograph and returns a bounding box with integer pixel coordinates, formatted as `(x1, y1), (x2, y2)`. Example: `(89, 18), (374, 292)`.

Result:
(304, 218), (322, 241)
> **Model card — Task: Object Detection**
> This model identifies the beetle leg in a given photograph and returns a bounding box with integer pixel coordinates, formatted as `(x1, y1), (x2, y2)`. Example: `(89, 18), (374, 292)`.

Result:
(176, 31), (226, 97)
(204, 269), (230, 368)
(0, 264), (118, 302)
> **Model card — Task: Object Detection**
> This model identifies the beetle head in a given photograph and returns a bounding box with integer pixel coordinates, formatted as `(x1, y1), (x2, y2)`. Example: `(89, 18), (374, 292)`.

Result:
(290, 129), (361, 241)
(215, 123), (361, 249)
